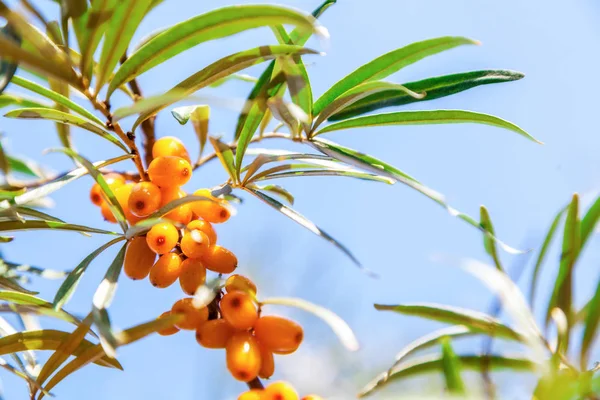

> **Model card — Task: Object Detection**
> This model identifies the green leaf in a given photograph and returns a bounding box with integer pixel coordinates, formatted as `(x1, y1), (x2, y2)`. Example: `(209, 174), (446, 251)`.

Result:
(529, 207), (566, 307)
(582, 279), (600, 369)
(0, 24), (20, 94)
(107, 4), (324, 98)
(209, 137), (237, 184)
(313, 36), (478, 116)
(10, 76), (105, 126)
(261, 297), (358, 351)
(0, 276), (37, 295)
(7, 156), (45, 178)
(79, 0), (117, 83)
(247, 184), (294, 205)
(359, 354), (537, 398)
(251, 167), (395, 185)
(0, 291), (81, 326)
(95, 0), (153, 92)
(133, 45), (319, 131)
(281, 55), (313, 132)
(0, 220), (117, 235)
(171, 105), (210, 162)
(0, 93), (49, 109)
(53, 237), (125, 310)
(4, 108), (127, 152)
(546, 194), (580, 336)
(243, 187), (367, 273)
(208, 73), (257, 88)
(314, 110), (540, 143)
(480, 206), (503, 271)
(112, 91), (190, 122)
(580, 194), (600, 252)
(328, 70), (525, 121)
(440, 338), (466, 395)
(266, 97), (304, 136)
(375, 303), (523, 341)
(0, 329), (119, 368)
(1, 260), (67, 280)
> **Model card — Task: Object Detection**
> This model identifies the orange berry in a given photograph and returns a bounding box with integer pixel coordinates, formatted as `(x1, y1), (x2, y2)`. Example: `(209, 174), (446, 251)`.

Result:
(149, 253), (183, 288)
(238, 390), (263, 400)
(226, 331), (261, 382)
(160, 186), (193, 225)
(191, 189), (231, 223)
(220, 290), (258, 330)
(180, 230), (211, 258)
(195, 319), (235, 348)
(263, 382), (298, 400)
(100, 201), (117, 223)
(157, 311), (180, 336)
(148, 156), (192, 188)
(254, 316), (303, 354)
(201, 245), (237, 274)
(90, 184), (104, 206)
(225, 275), (257, 296)
(152, 136), (191, 164)
(187, 219), (217, 244)
(258, 343), (275, 379)
(123, 236), (156, 280)
(90, 174), (125, 206)
(114, 183), (142, 224)
(146, 222), (179, 254)
(179, 258), (207, 295)
(128, 181), (162, 217)
(301, 396), (324, 400)
(171, 298), (209, 330)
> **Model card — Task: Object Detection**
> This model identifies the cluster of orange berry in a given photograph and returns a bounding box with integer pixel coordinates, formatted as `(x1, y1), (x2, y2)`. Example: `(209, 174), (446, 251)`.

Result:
(239, 381), (323, 400)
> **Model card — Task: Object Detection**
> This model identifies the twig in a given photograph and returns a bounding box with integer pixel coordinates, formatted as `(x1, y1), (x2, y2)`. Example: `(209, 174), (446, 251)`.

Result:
(246, 377), (264, 390)
(120, 54), (156, 168)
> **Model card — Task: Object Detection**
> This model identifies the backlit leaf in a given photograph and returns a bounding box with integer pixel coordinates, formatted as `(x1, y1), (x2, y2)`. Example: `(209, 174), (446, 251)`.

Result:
(0, 24), (20, 94)
(0, 220), (117, 235)
(440, 338), (466, 395)
(209, 137), (237, 183)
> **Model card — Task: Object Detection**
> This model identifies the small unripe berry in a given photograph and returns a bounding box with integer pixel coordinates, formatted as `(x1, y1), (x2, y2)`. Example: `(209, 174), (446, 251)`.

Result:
(171, 298), (209, 330)
(226, 331), (261, 382)
(180, 230), (211, 258)
(237, 390), (263, 400)
(148, 156), (192, 188)
(263, 382), (298, 400)
(220, 290), (258, 330)
(160, 186), (193, 225)
(123, 236), (156, 280)
(258, 343), (275, 379)
(201, 245), (237, 274)
(195, 319), (235, 348)
(179, 258), (206, 295)
(149, 253), (183, 288)
(146, 222), (178, 255)
(191, 189), (231, 223)
(157, 311), (180, 336)
(254, 316), (303, 354)
(187, 219), (217, 244)
(128, 181), (162, 217)
(225, 275), (257, 296)
(152, 136), (191, 164)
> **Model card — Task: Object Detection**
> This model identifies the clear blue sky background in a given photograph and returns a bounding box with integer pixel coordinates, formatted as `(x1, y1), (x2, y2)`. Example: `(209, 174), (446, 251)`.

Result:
(2, 0), (600, 399)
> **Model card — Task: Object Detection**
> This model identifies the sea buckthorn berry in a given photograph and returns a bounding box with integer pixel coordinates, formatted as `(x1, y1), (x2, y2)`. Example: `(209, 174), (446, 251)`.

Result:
(220, 290), (258, 330)
(172, 298), (209, 330)
(191, 189), (231, 223)
(258, 343), (275, 379)
(90, 174), (126, 206)
(128, 182), (162, 217)
(146, 222), (178, 255)
(180, 230), (211, 258)
(201, 245), (237, 274)
(100, 201), (117, 223)
(186, 219), (217, 244)
(160, 186), (193, 225)
(302, 396), (324, 400)
(148, 156), (192, 188)
(225, 332), (262, 382)
(152, 136), (191, 164)
(195, 319), (235, 348)
(254, 316), (304, 354)
(157, 311), (180, 336)
(149, 253), (183, 288)
(114, 183), (142, 224)
(225, 275), (257, 296)
(179, 258), (207, 295)
(263, 382), (299, 400)
(124, 236), (156, 280)
(238, 390), (263, 400)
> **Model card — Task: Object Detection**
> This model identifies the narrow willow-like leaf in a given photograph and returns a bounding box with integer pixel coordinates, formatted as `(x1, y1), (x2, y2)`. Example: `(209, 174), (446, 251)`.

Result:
(0, 93), (49, 109)
(7, 155), (44, 178)
(0, 220), (116, 235)
(0, 291), (81, 326)
(581, 278), (600, 369)
(95, 0), (153, 92)
(4, 108), (127, 152)
(261, 297), (359, 351)
(529, 207), (566, 307)
(329, 70), (524, 121)
(440, 338), (466, 394)
(545, 194), (580, 336)
(1, 260), (67, 280)
(112, 91), (190, 122)
(242, 151), (337, 183)
(79, 0), (117, 83)
(0, 24), (20, 94)
(0, 276), (37, 294)
(248, 184), (294, 205)
(53, 237), (125, 310)
(480, 206), (503, 271)
(172, 105), (210, 162)
(10, 76), (104, 126)
(209, 137), (237, 184)
(253, 168), (394, 184)
(14, 154), (133, 206)
(580, 194), (600, 252)
(359, 354), (537, 398)
(313, 36), (478, 116)
(244, 188), (366, 272)
(107, 5), (323, 97)
(375, 303), (522, 341)
(133, 45), (318, 130)
(208, 73), (257, 88)
(314, 110), (540, 143)
(266, 97), (304, 135)
(281, 55), (313, 132)
(0, 330), (119, 368)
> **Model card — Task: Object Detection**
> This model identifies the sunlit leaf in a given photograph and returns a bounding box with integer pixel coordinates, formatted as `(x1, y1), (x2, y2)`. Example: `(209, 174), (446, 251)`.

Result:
(209, 73), (257, 88)
(0, 93), (49, 109)
(108, 4), (324, 97)
(79, 0), (117, 83)
(580, 194), (600, 252)
(581, 270), (600, 369)
(0, 24), (20, 94)
(480, 206), (503, 271)
(112, 91), (190, 122)
(247, 184), (294, 205)
(281, 54), (313, 132)
(261, 297), (359, 351)
(0, 220), (116, 235)
(250, 166), (394, 185)
(0, 291), (80, 325)
(209, 137), (237, 183)
(0, 276), (37, 295)
(171, 105), (210, 162)
(440, 338), (466, 395)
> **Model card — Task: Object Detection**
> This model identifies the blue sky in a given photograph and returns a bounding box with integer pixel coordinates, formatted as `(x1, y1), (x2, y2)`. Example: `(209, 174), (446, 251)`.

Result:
(2, 0), (600, 399)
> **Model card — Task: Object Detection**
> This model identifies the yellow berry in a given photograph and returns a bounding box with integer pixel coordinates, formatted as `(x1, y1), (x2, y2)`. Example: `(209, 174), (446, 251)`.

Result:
(123, 236), (156, 280)
(148, 156), (192, 188)
(186, 219), (217, 244)
(171, 298), (209, 330)
(225, 275), (257, 296)
(226, 331), (261, 382)
(195, 319), (235, 349)
(179, 258), (207, 296)
(180, 230), (211, 258)
(254, 316), (303, 354)
(160, 186), (193, 225)
(220, 290), (258, 330)
(146, 222), (179, 255)
(201, 245), (237, 274)
(263, 382), (298, 400)
(191, 189), (231, 223)
(149, 253), (183, 288)
(238, 390), (263, 400)
(128, 181), (162, 217)
(152, 136), (191, 164)
(157, 311), (180, 336)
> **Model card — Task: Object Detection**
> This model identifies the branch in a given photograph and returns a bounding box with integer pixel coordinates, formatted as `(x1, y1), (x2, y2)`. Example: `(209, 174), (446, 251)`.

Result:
(246, 377), (264, 390)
